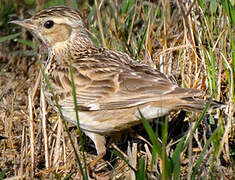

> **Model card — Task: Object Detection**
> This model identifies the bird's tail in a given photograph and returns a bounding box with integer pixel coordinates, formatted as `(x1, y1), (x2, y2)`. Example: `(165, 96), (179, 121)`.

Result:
(179, 97), (226, 112)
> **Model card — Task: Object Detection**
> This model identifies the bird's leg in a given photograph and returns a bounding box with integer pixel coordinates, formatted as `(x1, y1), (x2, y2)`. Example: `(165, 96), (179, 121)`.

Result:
(84, 131), (106, 170)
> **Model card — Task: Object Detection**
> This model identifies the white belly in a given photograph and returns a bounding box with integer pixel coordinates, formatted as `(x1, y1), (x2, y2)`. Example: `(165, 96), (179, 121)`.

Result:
(61, 105), (170, 134)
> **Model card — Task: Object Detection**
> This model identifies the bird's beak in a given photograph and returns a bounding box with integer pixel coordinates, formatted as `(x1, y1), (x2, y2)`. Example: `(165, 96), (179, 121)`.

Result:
(10, 19), (37, 31)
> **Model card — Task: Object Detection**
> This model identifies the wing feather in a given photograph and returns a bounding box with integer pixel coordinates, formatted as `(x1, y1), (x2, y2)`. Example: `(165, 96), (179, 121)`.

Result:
(59, 49), (201, 111)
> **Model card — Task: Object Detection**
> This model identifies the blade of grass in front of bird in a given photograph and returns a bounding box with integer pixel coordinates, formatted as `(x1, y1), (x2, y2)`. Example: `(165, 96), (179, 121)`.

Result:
(151, 145), (157, 171)
(161, 118), (168, 179)
(14, 38), (37, 48)
(0, 33), (20, 43)
(162, 118), (173, 180)
(139, 109), (173, 178)
(172, 135), (187, 180)
(139, 110), (162, 159)
(69, 55), (88, 179)
(152, 116), (160, 170)
(39, 63), (87, 179)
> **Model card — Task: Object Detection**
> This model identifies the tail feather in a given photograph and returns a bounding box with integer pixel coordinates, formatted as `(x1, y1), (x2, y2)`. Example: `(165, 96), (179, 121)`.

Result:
(179, 97), (226, 112)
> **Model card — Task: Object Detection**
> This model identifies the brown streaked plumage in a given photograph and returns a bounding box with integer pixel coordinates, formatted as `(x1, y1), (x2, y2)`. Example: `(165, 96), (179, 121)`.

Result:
(11, 6), (223, 158)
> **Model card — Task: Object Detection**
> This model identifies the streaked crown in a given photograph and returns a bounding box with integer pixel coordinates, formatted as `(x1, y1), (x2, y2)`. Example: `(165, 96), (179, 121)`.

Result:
(32, 6), (83, 22)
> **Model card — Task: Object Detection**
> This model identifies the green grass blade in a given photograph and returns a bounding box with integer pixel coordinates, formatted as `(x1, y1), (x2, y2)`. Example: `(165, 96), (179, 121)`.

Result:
(69, 57), (88, 179)
(140, 110), (162, 159)
(121, 0), (136, 14)
(0, 170), (6, 180)
(137, 25), (147, 56)
(63, 172), (74, 180)
(53, 171), (62, 180)
(136, 157), (146, 180)
(39, 63), (87, 179)
(207, 46), (217, 97)
(151, 146), (157, 170)
(183, 97), (213, 149)
(0, 33), (20, 43)
(191, 127), (219, 179)
(172, 135), (187, 180)
(139, 109), (173, 178)
(161, 118), (173, 179)
(13, 38), (36, 48)
(112, 149), (137, 173)
(221, 0), (235, 24)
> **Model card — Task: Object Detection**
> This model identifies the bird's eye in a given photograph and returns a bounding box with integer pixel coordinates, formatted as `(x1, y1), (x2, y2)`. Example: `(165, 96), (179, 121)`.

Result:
(44, 20), (54, 29)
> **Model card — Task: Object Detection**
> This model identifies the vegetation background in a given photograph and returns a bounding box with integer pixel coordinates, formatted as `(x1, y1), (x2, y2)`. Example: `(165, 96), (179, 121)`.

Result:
(0, 0), (234, 179)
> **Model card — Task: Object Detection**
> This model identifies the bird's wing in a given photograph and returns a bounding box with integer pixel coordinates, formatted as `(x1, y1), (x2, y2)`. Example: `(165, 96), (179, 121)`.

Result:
(59, 49), (201, 111)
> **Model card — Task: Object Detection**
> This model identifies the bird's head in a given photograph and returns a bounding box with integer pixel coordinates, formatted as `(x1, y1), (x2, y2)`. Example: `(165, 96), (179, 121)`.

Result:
(11, 6), (92, 53)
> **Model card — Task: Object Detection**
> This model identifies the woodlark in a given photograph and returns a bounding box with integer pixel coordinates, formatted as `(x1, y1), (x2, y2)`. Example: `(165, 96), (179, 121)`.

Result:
(11, 6), (223, 158)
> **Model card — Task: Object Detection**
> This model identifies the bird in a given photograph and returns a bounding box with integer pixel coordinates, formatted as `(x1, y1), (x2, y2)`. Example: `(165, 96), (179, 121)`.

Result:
(11, 6), (223, 162)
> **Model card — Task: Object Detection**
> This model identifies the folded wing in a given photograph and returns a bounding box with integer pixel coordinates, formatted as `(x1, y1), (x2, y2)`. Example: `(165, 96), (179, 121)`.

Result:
(59, 49), (202, 111)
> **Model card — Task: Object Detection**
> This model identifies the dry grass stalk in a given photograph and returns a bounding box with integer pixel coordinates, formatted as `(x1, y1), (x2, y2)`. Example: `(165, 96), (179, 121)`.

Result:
(126, 142), (137, 180)
(40, 87), (50, 169)
(53, 116), (63, 167)
(27, 90), (35, 177)
(95, 0), (106, 48)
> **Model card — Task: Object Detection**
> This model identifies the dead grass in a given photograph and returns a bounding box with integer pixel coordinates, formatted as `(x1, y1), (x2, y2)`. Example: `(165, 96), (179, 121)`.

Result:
(0, 0), (234, 179)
